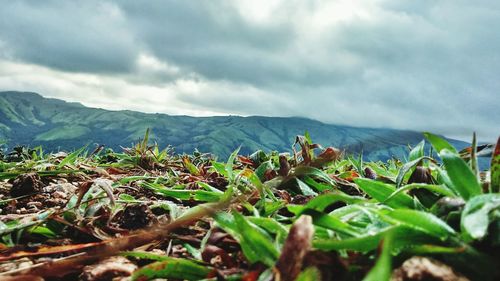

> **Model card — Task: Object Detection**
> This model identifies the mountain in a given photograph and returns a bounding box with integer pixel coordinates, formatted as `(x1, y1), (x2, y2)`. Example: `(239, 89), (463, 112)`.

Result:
(0, 91), (468, 160)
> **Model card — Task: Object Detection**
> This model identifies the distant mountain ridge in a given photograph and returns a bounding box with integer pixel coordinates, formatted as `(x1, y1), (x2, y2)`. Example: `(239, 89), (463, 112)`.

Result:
(0, 91), (468, 160)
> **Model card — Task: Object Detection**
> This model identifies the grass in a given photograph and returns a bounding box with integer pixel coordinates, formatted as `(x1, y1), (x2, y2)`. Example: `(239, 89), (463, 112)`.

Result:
(0, 130), (498, 280)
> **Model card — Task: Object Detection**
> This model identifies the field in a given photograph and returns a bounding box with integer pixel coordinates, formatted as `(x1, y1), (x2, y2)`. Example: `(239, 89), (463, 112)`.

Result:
(0, 130), (498, 281)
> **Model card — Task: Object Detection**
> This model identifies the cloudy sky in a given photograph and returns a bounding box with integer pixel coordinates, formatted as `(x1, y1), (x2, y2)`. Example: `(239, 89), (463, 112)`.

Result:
(0, 0), (498, 141)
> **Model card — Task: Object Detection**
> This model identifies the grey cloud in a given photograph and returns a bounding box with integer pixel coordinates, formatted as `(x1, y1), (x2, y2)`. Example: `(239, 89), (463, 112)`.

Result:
(117, 1), (303, 86)
(0, 1), (139, 73)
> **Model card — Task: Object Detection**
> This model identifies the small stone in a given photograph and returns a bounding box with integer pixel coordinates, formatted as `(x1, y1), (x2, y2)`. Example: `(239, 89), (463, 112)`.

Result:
(10, 173), (43, 197)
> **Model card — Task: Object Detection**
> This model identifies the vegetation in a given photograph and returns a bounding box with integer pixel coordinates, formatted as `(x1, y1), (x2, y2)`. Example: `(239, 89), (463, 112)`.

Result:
(0, 129), (498, 280)
(0, 91), (470, 161)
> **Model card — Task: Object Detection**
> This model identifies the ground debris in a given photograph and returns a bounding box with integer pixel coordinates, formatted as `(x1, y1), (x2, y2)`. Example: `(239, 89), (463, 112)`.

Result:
(80, 256), (137, 281)
(0, 257), (34, 273)
(117, 204), (156, 230)
(10, 173), (43, 197)
(391, 256), (469, 281)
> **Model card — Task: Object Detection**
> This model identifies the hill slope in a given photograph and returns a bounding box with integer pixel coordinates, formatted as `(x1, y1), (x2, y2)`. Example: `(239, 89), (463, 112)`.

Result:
(0, 91), (467, 159)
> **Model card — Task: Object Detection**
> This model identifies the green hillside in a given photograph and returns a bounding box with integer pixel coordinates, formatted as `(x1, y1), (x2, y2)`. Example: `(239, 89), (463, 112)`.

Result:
(0, 91), (467, 159)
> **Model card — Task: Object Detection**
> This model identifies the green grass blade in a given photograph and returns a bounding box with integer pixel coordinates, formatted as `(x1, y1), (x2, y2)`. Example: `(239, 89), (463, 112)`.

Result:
(362, 229), (395, 281)
(214, 212), (279, 267)
(314, 229), (387, 252)
(424, 132), (457, 154)
(291, 166), (337, 186)
(225, 147), (240, 181)
(297, 267), (322, 281)
(57, 145), (87, 169)
(131, 257), (214, 281)
(354, 178), (415, 209)
(395, 156), (432, 188)
(384, 184), (457, 204)
(314, 225), (440, 252)
(409, 140), (425, 162)
(461, 194), (500, 241)
(289, 192), (365, 216)
(471, 132), (478, 178)
(303, 209), (361, 237)
(491, 137), (500, 193)
(383, 209), (455, 240)
(440, 149), (482, 200)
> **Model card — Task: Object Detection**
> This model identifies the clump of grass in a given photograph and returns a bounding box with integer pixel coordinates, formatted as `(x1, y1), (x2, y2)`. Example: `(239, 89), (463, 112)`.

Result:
(0, 130), (498, 281)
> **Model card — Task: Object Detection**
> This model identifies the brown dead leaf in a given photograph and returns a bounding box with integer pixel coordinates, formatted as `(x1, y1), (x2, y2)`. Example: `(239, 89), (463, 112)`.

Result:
(0, 242), (103, 262)
(275, 215), (314, 281)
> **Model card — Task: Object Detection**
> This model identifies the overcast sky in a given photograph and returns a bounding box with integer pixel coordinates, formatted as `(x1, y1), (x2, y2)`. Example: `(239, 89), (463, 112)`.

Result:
(0, 0), (498, 141)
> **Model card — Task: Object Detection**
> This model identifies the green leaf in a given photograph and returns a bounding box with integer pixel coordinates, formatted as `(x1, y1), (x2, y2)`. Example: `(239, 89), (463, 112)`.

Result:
(395, 156), (432, 188)
(470, 132), (479, 178)
(290, 192), (364, 215)
(440, 149), (482, 200)
(118, 194), (136, 202)
(461, 194), (500, 241)
(491, 137), (500, 193)
(384, 184), (457, 204)
(211, 161), (227, 177)
(297, 267), (322, 281)
(214, 212), (279, 266)
(182, 157), (201, 176)
(295, 178), (318, 196)
(303, 209), (361, 237)
(409, 140), (425, 162)
(314, 228), (388, 252)
(424, 132), (457, 154)
(291, 166), (337, 186)
(232, 212), (279, 266)
(225, 147), (240, 181)
(197, 182), (224, 194)
(313, 225), (438, 253)
(354, 178), (415, 209)
(57, 145), (87, 169)
(383, 209), (455, 240)
(255, 160), (273, 181)
(144, 183), (222, 202)
(28, 225), (57, 238)
(304, 130), (313, 145)
(131, 257), (214, 281)
(121, 251), (173, 261)
(0, 210), (54, 236)
(362, 229), (395, 281)
(248, 217), (288, 244)
(302, 176), (332, 192)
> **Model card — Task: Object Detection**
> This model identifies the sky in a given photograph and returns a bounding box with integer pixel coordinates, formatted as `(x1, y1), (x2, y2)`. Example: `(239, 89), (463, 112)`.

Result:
(0, 0), (498, 141)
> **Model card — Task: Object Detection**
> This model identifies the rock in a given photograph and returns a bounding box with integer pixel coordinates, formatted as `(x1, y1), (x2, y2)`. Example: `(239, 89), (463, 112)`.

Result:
(10, 173), (43, 197)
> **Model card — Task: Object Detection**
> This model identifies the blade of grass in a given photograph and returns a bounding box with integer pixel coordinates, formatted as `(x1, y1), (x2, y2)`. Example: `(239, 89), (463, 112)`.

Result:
(383, 184), (457, 204)
(362, 229), (395, 281)
(131, 257), (215, 281)
(382, 209), (455, 240)
(440, 149), (482, 200)
(354, 178), (416, 209)
(424, 132), (457, 154)
(491, 137), (500, 193)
